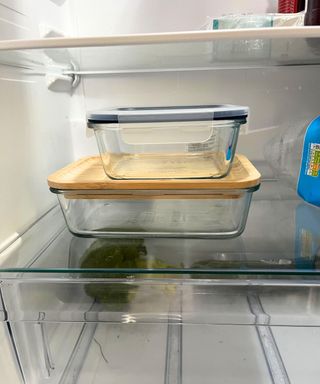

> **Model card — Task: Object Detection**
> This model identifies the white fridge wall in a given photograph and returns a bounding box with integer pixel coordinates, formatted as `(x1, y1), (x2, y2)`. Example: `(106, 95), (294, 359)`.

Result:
(0, 69), (73, 245)
(0, 0), (73, 248)
(0, 0), (71, 40)
(69, 0), (278, 35)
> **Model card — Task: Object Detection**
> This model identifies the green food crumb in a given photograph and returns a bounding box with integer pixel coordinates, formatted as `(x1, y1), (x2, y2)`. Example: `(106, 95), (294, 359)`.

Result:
(80, 238), (178, 304)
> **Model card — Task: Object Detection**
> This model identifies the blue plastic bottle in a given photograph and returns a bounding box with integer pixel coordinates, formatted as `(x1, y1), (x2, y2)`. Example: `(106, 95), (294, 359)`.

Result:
(297, 116), (320, 207)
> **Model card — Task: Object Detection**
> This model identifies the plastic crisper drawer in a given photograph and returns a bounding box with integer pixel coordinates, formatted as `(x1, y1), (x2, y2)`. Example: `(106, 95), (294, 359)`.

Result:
(48, 154), (260, 239)
(87, 105), (248, 180)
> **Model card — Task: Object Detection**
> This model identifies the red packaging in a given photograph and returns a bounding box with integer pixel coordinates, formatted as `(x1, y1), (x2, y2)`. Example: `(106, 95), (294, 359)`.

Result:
(278, 0), (305, 13)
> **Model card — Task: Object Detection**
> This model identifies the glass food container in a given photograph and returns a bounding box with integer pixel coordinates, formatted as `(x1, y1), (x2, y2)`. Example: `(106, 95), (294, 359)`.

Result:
(87, 105), (248, 180)
(48, 154), (260, 239)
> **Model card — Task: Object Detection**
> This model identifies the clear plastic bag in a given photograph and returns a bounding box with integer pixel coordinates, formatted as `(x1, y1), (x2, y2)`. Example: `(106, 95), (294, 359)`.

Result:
(264, 120), (307, 188)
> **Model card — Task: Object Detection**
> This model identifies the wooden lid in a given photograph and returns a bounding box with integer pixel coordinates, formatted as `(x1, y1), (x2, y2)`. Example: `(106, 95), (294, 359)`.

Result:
(48, 154), (260, 191)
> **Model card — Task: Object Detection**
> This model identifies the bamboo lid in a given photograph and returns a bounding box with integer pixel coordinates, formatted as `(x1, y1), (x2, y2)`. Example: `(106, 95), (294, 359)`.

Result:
(48, 154), (260, 191)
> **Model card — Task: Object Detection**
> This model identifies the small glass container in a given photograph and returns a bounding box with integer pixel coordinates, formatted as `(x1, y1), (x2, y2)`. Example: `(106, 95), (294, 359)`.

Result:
(48, 154), (260, 239)
(87, 105), (248, 180)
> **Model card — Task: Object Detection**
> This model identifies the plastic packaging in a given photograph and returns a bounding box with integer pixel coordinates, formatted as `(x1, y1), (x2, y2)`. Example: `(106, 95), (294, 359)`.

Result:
(264, 116), (320, 207)
(297, 116), (320, 206)
(264, 120), (307, 189)
(206, 13), (305, 30)
(206, 13), (305, 62)
(87, 105), (248, 180)
(278, 0), (305, 13)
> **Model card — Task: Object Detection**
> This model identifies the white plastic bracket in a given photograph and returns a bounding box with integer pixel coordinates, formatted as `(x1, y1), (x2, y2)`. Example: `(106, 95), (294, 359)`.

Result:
(40, 24), (80, 92)
(45, 61), (80, 92)
(39, 24), (65, 39)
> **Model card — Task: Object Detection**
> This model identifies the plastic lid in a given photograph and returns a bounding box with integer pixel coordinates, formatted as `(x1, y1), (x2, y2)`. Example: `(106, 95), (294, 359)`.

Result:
(87, 105), (249, 125)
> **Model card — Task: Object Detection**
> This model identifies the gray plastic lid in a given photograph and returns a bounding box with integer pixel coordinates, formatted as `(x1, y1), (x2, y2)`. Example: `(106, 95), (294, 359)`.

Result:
(87, 105), (248, 125)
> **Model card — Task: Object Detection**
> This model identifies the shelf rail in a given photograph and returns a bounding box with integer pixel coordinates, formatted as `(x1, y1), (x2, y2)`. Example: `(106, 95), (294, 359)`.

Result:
(247, 294), (290, 384)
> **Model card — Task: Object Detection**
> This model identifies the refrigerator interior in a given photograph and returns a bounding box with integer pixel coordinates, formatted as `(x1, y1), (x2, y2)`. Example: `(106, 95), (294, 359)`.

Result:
(2, 204), (320, 384)
(1, 0), (320, 383)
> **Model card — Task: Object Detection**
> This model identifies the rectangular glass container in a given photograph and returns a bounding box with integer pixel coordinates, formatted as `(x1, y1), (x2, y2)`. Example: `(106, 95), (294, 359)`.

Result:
(48, 155), (260, 239)
(53, 187), (258, 239)
(87, 105), (248, 180)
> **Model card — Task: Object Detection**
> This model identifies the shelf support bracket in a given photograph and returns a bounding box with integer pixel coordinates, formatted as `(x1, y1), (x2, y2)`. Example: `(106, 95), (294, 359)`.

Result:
(40, 25), (80, 92)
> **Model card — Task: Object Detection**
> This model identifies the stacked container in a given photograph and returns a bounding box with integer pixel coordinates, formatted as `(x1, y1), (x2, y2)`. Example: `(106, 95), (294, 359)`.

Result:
(48, 105), (261, 239)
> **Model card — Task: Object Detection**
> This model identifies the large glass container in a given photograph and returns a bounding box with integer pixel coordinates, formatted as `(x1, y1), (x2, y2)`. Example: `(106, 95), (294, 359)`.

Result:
(48, 155), (260, 239)
(54, 187), (258, 239)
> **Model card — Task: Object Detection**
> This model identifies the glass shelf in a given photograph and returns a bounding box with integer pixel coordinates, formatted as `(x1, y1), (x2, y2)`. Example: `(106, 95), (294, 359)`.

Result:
(1, 181), (320, 278)
(0, 27), (320, 75)
(2, 183), (320, 384)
